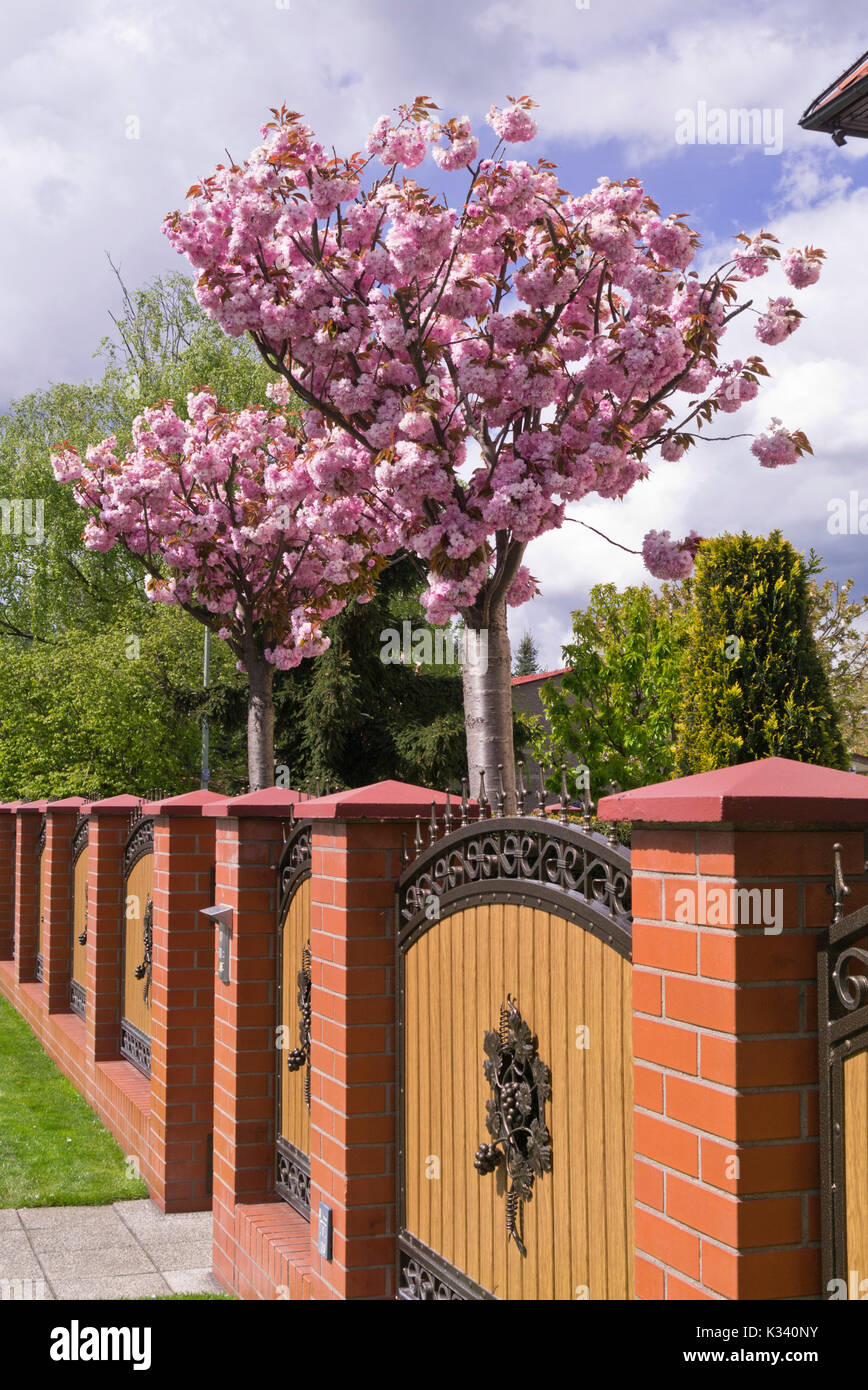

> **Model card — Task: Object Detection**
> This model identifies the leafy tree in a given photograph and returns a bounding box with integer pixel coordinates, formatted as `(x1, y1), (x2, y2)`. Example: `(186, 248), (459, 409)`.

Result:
(0, 605), (245, 800)
(808, 573), (868, 755)
(674, 532), (846, 773)
(513, 632), (540, 677)
(533, 583), (691, 796)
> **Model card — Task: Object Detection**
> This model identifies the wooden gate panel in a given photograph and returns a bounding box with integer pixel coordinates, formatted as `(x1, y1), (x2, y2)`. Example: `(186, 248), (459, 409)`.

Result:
(71, 845), (88, 1016)
(844, 1050), (868, 1277)
(36, 843), (46, 979)
(279, 877), (311, 1162)
(121, 850), (153, 1074)
(403, 900), (633, 1301)
(275, 819), (312, 1219)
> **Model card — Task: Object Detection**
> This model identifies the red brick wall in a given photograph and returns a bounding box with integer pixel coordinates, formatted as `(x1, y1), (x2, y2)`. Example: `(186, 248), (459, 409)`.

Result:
(0, 811), (14, 959)
(631, 824), (868, 1301)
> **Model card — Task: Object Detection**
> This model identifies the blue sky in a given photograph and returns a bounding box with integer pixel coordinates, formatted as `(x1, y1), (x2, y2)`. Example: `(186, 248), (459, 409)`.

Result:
(3, 0), (868, 665)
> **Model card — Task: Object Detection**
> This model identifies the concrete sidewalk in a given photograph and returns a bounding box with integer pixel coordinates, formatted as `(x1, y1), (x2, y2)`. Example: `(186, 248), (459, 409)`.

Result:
(0, 1199), (224, 1300)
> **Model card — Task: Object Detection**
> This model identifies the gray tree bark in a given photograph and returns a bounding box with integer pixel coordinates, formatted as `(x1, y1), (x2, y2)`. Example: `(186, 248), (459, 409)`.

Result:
(246, 655), (275, 791)
(461, 593), (516, 814)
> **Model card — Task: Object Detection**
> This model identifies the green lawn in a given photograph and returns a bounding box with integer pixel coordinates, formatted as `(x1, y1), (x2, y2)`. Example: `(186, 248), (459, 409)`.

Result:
(0, 995), (149, 1207)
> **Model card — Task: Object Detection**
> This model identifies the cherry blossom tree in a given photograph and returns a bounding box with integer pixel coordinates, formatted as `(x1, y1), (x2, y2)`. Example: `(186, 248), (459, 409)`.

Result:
(52, 390), (377, 789)
(157, 96), (824, 807)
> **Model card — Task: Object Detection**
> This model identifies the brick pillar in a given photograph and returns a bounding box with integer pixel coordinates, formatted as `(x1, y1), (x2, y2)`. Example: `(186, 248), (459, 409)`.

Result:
(43, 799), (85, 1014)
(86, 796), (141, 1063)
(0, 806), (15, 959)
(148, 790), (224, 1212)
(207, 788), (302, 1289)
(302, 783), (450, 1302)
(600, 756), (868, 1301)
(14, 802), (46, 985)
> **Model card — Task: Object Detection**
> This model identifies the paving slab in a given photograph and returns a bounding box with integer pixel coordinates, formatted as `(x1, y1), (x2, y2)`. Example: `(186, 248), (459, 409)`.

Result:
(38, 1243), (159, 1281)
(2, 1199), (222, 1300)
(162, 1268), (224, 1295)
(51, 1274), (172, 1300)
(137, 1240), (214, 1272)
(17, 1206), (130, 1230)
(27, 1224), (140, 1255)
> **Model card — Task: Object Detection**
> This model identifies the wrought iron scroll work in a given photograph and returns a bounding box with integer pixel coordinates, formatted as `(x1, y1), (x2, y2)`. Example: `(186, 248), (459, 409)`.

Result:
(399, 817), (632, 958)
(398, 1257), (465, 1301)
(72, 813), (89, 864)
(133, 895), (153, 1005)
(286, 942), (312, 1109)
(277, 821), (312, 918)
(474, 997), (552, 1256)
(124, 815), (154, 875)
(275, 1136), (311, 1220)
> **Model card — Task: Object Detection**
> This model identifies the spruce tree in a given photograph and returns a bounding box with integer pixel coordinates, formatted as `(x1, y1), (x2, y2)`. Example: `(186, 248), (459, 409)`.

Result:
(513, 632), (540, 677)
(674, 532), (847, 774)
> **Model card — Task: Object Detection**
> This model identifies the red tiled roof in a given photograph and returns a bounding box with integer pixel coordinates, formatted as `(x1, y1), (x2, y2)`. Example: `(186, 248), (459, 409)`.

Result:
(801, 48), (868, 126)
(511, 667), (569, 687)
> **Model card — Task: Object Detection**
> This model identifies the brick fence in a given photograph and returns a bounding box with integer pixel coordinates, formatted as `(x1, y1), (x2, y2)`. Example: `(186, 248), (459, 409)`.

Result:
(1, 757), (866, 1299)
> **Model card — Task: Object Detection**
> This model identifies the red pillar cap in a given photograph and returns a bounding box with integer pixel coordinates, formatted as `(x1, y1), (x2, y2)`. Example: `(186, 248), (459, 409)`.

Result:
(290, 779), (454, 822)
(202, 786), (306, 818)
(144, 789), (230, 817)
(88, 793), (143, 813)
(599, 756), (868, 826)
(45, 796), (87, 812)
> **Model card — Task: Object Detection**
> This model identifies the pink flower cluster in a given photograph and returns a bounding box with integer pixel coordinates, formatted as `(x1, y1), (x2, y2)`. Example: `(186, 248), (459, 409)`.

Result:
(51, 392), (377, 670)
(750, 419), (801, 469)
(160, 98), (822, 609)
(642, 529), (703, 580)
(755, 297), (802, 347)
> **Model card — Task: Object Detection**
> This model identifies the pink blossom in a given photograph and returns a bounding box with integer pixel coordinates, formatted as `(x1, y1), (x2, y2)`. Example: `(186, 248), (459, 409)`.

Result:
(755, 297), (801, 346)
(642, 529), (703, 579)
(486, 102), (537, 143)
(160, 98), (822, 621)
(783, 247), (822, 289)
(751, 419), (800, 468)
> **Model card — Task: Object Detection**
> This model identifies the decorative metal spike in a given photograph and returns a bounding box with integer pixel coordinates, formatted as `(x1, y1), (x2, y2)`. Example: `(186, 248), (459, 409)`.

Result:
(414, 815), (424, 859)
(429, 800), (438, 847)
(305, 779), (312, 799)
(315, 776), (321, 798)
(401, 832), (408, 870)
(831, 842), (851, 924)
(582, 790), (594, 833)
(460, 778), (469, 827)
(537, 764), (546, 815)
(606, 821), (619, 847)
(495, 765), (505, 818)
(478, 770), (487, 819)
(444, 790), (452, 834)
(559, 763), (570, 825)
(516, 762), (526, 816)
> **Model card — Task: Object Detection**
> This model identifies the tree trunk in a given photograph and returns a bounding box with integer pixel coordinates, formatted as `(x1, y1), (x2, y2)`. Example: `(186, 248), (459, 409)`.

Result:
(246, 657), (275, 791)
(462, 595), (517, 814)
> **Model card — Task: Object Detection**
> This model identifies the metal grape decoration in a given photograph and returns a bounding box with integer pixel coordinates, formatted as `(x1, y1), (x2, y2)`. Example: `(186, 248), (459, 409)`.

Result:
(133, 895), (153, 1005)
(474, 996), (552, 1255)
(286, 942), (312, 1109)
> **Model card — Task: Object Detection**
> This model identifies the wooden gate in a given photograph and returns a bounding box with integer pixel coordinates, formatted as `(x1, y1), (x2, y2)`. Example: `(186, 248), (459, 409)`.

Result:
(396, 804), (633, 1301)
(820, 844), (868, 1293)
(275, 819), (312, 1219)
(121, 809), (154, 1076)
(36, 815), (46, 982)
(70, 811), (89, 1019)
